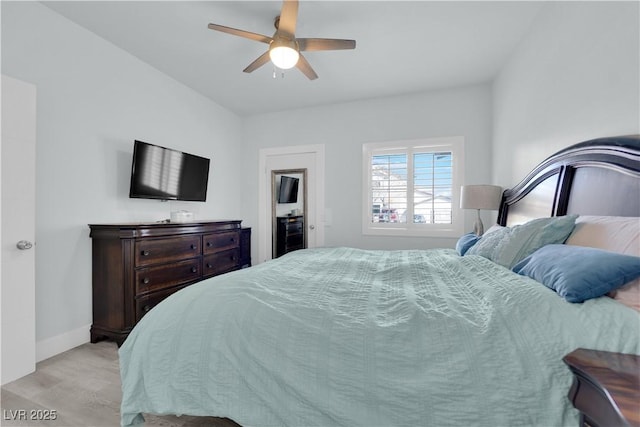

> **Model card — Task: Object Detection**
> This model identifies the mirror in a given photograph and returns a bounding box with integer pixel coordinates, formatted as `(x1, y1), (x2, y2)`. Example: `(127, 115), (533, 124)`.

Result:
(271, 169), (307, 259)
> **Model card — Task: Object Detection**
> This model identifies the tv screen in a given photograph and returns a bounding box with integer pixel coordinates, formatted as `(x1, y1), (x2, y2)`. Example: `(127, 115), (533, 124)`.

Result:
(129, 140), (210, 202)
(278, 176), (299, 204)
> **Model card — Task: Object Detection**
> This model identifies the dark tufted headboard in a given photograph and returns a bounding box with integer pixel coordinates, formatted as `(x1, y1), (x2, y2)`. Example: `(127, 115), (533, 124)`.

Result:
(498, 136), (640, 227)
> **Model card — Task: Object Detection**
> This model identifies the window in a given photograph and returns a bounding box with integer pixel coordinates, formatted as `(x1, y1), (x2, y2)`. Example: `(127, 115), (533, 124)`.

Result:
(362, 137), (465, 237)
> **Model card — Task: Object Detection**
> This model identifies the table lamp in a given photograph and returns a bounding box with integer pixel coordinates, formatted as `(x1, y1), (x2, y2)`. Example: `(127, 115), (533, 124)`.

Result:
(460, 185), (503, 235)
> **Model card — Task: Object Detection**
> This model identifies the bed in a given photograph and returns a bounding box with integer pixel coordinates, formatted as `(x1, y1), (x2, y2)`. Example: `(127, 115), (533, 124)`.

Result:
(119, 136), (640, 427)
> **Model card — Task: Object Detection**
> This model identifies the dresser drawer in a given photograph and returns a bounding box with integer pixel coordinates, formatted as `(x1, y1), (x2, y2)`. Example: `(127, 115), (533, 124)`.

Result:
(203, 248), (240, 277)
(204, 231), (240, 254)
(135, 258), (201, 295)
(135, 284), (189, 322)
(135, 236), (201, 267)
(284, 221), (303, 233)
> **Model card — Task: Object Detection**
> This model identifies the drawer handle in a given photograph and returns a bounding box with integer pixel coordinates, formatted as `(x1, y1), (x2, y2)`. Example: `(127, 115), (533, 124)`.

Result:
(230, 255), (237, 261)
(190, 244), (197, 250)
(142, 305), (152, 313)
(206, 263), (213, 268)
(230, 237), (235, 243)
(191, 267), (197, 273)
(142, 277), (150, 284)
(206, 242), (213, 247)
(141, 250), (150, 256)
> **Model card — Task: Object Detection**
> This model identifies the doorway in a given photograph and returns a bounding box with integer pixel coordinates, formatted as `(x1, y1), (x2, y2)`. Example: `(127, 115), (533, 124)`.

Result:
(272, 169), (307, 258)
(258, 145), (325, 263)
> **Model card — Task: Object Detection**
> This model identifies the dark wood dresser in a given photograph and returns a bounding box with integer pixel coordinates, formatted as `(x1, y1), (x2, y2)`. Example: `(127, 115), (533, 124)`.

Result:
(89, 220), (251, 345)
(563, 348), (640, 427)
(276, 215), (304, 258)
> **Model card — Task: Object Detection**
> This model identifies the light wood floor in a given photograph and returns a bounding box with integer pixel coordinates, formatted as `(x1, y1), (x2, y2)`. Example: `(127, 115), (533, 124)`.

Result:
(1, 341), (240, 427)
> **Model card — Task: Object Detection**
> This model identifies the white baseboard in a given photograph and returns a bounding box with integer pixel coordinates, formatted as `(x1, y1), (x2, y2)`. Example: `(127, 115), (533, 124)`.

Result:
(36, 324), (91, 362)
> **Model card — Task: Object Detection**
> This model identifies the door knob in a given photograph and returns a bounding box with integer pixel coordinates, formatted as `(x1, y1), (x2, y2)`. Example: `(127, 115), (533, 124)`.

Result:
(16, 240), (33, 250)
(309, 225), (315, 230)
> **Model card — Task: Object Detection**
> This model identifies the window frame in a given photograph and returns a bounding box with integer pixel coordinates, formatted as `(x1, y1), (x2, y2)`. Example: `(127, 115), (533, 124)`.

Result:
(362, 136), (465, 238)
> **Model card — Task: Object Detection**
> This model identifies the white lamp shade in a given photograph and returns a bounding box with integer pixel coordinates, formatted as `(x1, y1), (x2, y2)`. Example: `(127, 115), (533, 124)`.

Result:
(269, 46), (299, 69)
(460, 185), (503, 210)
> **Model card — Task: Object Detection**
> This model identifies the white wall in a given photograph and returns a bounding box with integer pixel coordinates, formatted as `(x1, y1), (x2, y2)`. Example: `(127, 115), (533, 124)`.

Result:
(493, 1), (640, 187)
(1, 2), (244, 354)
(243, 84), (493, 252)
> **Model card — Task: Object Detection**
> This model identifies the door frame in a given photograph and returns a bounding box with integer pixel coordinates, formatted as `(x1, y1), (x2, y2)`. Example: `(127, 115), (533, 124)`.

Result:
(258, 144), (325, 264)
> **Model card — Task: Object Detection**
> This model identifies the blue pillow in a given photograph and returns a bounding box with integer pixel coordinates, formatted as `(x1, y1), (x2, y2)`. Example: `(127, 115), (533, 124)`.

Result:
(466, 215), (577, 269)
(456, 233), (480, 256)
(512, 244), (640, 303)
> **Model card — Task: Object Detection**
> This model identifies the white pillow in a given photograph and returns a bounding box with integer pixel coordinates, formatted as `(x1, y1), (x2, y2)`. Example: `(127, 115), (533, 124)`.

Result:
(566, 215), (639, 256)
(566, 216), (640, 311)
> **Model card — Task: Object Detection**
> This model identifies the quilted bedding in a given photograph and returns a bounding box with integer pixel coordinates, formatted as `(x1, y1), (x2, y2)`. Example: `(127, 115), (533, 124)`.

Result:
(119, 247), (640, 426)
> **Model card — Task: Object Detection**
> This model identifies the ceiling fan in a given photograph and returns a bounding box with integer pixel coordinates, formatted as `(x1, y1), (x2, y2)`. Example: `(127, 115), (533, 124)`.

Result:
(207, 0), (356, 80)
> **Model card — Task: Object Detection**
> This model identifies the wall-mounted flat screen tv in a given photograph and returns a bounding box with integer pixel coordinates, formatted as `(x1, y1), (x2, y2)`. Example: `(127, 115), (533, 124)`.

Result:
(277, 175), (299, 204)
(129, 140), (210, 202)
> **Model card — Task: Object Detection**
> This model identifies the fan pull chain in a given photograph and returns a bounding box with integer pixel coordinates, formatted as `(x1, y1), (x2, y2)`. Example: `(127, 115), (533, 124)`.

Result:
(272, 66), (286, 79)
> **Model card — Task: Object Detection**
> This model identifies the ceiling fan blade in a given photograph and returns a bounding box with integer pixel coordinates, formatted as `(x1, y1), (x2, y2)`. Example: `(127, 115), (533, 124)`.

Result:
(277, 0), (298, 38)
(208, 23), (272, 44)
(296, 54), (318, 80)
(298, 38), (356, 52)
(243, 51), (272, 73)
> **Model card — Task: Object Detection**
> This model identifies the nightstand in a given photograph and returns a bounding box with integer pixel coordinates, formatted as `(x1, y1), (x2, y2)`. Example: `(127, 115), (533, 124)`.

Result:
(563, 348), (640, 427)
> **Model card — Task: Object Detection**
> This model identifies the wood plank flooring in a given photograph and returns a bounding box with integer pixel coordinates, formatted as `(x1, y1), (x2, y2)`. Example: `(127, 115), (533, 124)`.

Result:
(1, 341), (240, 427)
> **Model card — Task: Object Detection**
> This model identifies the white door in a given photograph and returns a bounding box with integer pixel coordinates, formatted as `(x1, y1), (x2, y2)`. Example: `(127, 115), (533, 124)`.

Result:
(258, 145), (325, 263)
(1, 75), (37, 384)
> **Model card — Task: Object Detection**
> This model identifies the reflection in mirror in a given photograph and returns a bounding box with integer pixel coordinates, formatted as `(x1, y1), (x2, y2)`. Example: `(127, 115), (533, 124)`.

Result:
(271, 169), (307, 259)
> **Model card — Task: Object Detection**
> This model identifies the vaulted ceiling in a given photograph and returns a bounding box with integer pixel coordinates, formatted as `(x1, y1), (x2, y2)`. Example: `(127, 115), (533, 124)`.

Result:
(44, 1), (544, 116)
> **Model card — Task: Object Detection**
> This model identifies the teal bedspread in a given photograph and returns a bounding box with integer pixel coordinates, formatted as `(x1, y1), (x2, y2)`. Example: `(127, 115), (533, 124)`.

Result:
(119, 247), (640, 427)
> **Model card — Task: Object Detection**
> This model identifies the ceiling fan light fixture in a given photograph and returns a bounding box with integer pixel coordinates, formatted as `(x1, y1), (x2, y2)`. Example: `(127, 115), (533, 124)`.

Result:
(269, 40), (299, 69)
(208, 0), (356, 79)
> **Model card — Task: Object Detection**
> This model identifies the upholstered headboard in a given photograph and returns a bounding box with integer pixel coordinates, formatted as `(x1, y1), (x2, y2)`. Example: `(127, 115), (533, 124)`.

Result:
(498, 136), (640, 227)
